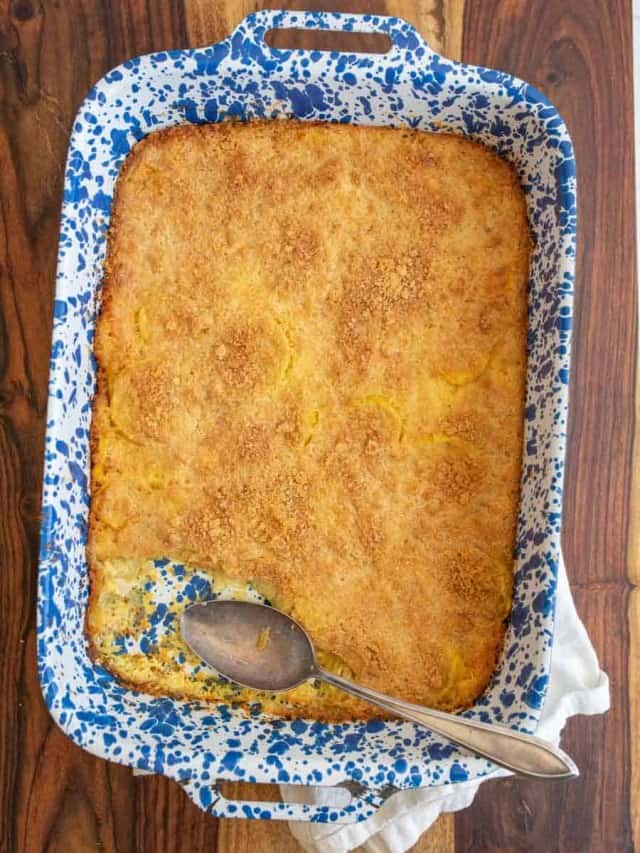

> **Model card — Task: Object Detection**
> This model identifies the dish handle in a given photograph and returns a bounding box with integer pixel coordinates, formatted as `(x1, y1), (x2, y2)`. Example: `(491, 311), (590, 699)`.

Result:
(175, 775), (391, 823)
(228, 9), (434, 62)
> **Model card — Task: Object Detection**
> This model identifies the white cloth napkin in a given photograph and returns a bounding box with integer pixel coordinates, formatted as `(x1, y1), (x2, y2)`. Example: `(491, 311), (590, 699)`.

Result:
(284, 553), (610, 853)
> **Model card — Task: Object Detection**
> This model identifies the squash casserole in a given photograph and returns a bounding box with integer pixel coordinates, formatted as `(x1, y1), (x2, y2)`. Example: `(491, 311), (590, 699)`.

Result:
(87, 121), (530, 720)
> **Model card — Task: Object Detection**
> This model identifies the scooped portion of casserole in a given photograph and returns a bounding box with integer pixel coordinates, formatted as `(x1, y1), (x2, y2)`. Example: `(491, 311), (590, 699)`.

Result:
(87, 121), (530, 720)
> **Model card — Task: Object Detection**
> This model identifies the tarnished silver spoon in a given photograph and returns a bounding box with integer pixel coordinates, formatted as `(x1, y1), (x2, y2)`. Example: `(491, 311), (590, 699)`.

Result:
(181, 600), (577, 781)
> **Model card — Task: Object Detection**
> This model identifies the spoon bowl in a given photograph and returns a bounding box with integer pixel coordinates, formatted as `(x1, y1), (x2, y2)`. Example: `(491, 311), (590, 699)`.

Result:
(182, 600), (318, 692)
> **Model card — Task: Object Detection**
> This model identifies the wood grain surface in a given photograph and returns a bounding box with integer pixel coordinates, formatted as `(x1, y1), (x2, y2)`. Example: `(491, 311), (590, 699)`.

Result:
(0, 1), (635, 851)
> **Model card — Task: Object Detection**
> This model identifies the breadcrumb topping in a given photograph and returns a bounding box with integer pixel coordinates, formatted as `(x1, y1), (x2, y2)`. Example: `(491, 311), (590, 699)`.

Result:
(87, 121), (529, 720)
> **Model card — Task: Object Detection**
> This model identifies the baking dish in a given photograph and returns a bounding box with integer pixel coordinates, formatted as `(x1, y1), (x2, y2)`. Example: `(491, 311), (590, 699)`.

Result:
(38, 10), (576, 823)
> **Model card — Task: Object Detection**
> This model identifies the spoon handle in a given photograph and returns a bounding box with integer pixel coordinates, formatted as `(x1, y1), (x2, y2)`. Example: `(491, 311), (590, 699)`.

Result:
(318, 669), (577, 781)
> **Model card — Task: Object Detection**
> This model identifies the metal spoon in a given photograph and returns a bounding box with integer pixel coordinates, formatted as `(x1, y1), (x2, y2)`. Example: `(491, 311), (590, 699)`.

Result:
(181, 600), (577, 780)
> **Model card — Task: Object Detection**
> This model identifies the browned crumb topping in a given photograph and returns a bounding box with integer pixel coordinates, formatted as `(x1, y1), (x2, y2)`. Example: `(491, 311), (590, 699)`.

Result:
(87, 121), (530, 720)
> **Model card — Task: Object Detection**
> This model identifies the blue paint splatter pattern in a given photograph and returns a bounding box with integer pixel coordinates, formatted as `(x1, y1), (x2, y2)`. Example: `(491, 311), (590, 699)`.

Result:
(38, 10), (576, 823)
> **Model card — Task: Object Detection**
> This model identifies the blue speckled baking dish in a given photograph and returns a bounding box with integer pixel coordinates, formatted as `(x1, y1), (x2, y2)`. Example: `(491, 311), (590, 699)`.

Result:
(38, 10), (576, 823)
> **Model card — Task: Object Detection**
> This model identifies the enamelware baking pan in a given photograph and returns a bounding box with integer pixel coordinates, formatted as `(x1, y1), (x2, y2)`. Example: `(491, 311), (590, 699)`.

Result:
(39, 10), (576, 822)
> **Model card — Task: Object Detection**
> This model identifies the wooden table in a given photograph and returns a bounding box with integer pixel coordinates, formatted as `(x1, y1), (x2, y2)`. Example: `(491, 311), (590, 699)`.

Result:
(1, 1), (636, 850)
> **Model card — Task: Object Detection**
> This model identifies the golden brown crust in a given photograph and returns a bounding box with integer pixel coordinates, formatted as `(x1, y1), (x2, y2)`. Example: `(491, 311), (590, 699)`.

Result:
(86, 121), (530, 719)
